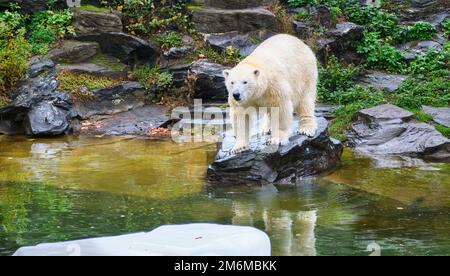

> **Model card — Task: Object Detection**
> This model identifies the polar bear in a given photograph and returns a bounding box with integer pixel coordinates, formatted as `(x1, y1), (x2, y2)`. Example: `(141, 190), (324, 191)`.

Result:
(223, 34), (318, 153)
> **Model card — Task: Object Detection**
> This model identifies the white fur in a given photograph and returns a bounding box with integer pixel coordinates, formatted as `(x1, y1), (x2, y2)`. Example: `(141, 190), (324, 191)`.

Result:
(224, 34), (318, 153)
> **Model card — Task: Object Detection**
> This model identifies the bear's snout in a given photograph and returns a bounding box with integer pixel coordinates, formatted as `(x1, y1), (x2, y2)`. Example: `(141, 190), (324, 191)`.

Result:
(233, 93), (241, 101)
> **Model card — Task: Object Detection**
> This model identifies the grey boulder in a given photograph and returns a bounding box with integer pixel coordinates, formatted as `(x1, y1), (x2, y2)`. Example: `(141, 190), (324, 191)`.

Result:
(73, 82), (147, 119)
(47, 40), (99, 64)
(190, 60), (230, 102)
(76, 32), (160, 66)
(207, 117), (343, 185)
(0, 59), (72, 136)
(72, 8), (123, 35)
(357, 71), (409, 92)
(348, 104), (450, 161)
(422, 105), (450, 128)
(205, 32), (260, 56)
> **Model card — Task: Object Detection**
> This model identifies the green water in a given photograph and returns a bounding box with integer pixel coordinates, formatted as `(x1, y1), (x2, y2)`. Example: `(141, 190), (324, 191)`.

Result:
(0, 135), (449, 256)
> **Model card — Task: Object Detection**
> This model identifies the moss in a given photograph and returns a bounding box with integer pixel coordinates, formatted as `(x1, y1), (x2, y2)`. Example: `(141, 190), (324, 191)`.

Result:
(91, 53), (126, 71)
(57, 71), (121, 101)
(186, 3), (204, 11)
(78, 5), (110, 13)
(0, 95), (10, 107)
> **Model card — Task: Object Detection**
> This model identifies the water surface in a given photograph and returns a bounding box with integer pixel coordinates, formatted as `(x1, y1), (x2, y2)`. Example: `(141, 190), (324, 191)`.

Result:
(0, 135), (449, 256)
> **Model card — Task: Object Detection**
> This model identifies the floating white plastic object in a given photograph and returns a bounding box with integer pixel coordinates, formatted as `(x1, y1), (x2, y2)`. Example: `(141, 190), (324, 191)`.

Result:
(13, 224), (271, 256)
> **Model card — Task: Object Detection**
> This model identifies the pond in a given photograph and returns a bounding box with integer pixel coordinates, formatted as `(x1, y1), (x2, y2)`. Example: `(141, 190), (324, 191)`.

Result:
(0, 135), (449, 256)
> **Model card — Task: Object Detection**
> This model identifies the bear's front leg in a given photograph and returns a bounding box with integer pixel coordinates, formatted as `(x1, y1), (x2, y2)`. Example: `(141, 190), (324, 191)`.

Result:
(259, 112), (271, 136)
(267, 103), (293, 146)
(230, 109), (250, 154)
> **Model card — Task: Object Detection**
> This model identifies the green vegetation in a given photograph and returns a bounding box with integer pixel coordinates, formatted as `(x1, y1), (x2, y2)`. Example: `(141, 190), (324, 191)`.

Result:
(91, 53), (126, 71)
(120, 0), (192, 36)
(131, 65), (173, 90)
(57, 71), (121, 100)
(356, 31), (404, 71)
(194, 46), (243, 66)
(444, 19), (450, 39)
(287, 0), (449, 139)
(79, 4), (110, 13)
(0, 4), (74, 105)
(0, 6), (31, 104)
(155, 31), (182, 50)
(28, 9), (74, 54)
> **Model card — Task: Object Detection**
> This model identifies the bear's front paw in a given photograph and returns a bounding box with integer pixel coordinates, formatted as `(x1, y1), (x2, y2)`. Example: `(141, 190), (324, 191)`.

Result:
(230, 145), (250, 155)
(297, 126), (317, 137)
(265, 137), (289, 146)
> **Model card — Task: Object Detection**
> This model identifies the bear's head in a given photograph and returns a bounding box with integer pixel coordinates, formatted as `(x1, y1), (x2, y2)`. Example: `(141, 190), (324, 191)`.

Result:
(223, 64), (266, 105)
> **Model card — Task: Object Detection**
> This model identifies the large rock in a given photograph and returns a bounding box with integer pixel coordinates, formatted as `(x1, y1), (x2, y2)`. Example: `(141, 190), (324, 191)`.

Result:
(73, 82), (147, 119)
(0, 0), (47, 14)
(205, 0), (274, 9)
(76, 32), (160, 66)
(207, 117), (343, 185)
(0, 59), (73, 136)
(193, 8), (279, 33)
(293, 21), (314, 40)
(190, 60), (230, 102)
(317, 22), (364, 64)
(57, 63), (128, 79)
(422, 105), (450, 128)
(47, 40), (99, 64)
(395, 0), (442, 20)
(77, 105), (168, 136)
(314, 4), (335, 29)
(205, 32), (260, 56)
(348, 104), (450, 161)
(357, 71), (409, 92)
(399, 40), (443, 60)
(72, 7), (123, 35)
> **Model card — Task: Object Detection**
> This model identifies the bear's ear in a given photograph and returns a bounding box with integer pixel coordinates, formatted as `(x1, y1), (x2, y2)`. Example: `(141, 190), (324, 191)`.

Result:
(254, 70), (260, 77)
(223, 70), (230, 78)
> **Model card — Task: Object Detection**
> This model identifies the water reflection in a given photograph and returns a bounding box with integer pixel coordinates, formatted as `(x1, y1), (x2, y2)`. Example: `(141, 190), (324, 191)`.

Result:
(0, 136), (449, 256)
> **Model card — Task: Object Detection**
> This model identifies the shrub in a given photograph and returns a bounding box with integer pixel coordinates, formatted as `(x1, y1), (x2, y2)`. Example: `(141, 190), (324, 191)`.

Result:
(194, 47), (243, 66)
(123, 0), (192, 36)
(0, 28), (32, 94)
(357, 32), (404, 71)
(132, 65), (173, 90)
(287, 0), (320, 7)
(318, 56), (359, 103)
(27, 9), (74, 54)
(395, 21), (436, 43)
(405, 44), (450, 75)
(444, 19), (450, 39)
(393, 70), (450, 110)
(155, 31), (182, 50)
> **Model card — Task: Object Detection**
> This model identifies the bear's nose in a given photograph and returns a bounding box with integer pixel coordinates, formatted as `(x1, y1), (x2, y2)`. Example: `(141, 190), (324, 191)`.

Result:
(233, 93), (241, 101)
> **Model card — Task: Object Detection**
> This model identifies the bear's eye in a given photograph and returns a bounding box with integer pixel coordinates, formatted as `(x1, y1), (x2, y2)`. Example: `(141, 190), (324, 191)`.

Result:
(243, 81), (248, 84)
(231, 82), (235, 85)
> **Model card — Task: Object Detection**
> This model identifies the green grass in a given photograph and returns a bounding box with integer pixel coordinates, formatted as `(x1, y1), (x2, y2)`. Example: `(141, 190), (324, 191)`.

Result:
(436, 125), (450, 137)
